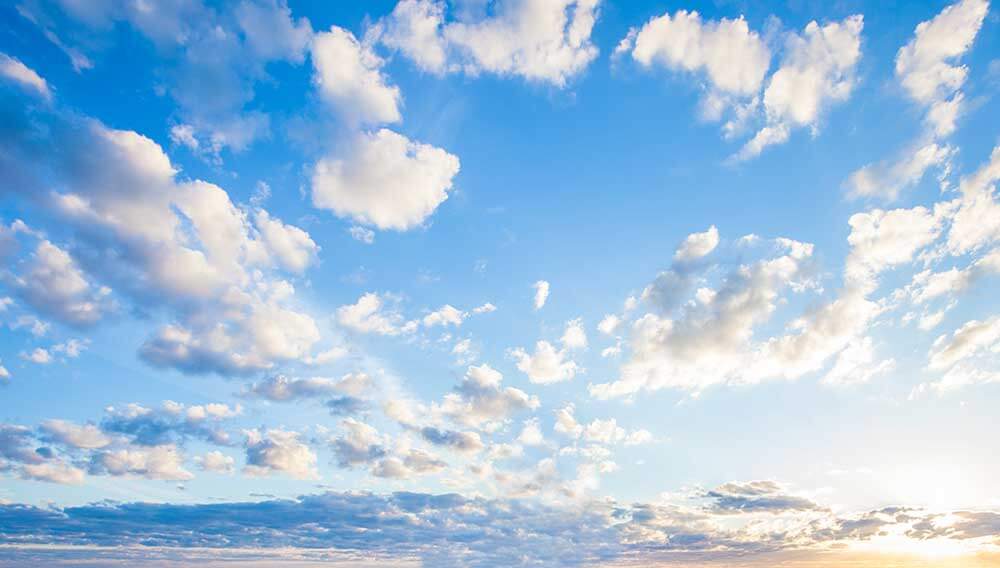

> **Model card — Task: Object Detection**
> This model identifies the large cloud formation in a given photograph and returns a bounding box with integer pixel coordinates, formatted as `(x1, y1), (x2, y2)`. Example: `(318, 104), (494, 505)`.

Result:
(0, 487), (997, 566)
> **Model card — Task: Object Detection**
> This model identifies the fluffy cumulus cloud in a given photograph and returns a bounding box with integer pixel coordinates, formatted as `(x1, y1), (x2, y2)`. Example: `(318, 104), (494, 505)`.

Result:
(511, 340), (581, 384)
(195, 450), (236, 474)
(737, 15), (863, 160)
(0, 93), (324, 376)
(847, 0), (987, 200)
(39, 420), (110, 450)
(311, 26), (401, 125)
(625, 10), (770, 100)
(591, 235), (842, 398)
(243, 428), (318, 479)
(7, 238), (110, 327)
(620, 10), (862, 159)
(674, 225), (720, 262)
(422, 304), (466, 327)
(100, 401), (241, 447)
(2, 398), (244, 485)
(0, 424), (85, 484)
(844, 205), (943, 284)
(438, 364), (539, 430)
(312, 129), (460, 231)
(336, 292), (416, 336)
(589, 145), (1000, 399)
(560, 318), (588, 351)
(378, 0), (601, 87)
(895, 0), (989, 137)
(90, 444), (193, 481)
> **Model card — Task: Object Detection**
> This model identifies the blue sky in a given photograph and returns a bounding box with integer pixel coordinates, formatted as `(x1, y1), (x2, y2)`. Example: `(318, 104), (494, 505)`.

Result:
(1, 0), (999, 565)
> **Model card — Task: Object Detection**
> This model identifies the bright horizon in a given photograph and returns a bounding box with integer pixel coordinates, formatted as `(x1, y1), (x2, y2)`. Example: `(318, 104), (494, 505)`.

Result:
(1, 0), (999, 566)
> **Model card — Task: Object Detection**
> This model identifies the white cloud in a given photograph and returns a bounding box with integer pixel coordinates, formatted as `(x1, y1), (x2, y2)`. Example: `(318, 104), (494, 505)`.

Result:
(533, 280), (550, 310)
(21, 348), (51, 364)
(900, 248), (1000, 305)
(561, 318), (588, 350)
(674, 225), (719, 262)
(928, 316), (1000, 371)
(141, 296), (321, 376)
(591, 237), (820, 398)
(847, 143), (954, 201)
(472, 302), (497, 314)
(380, 0), (601, 87)
(518, 418), (545, 446)
(1, 103), (324, 376)
(895, 0), (988, 136)
(92, 444), (194, 481)
(379, 0), (449, 74)
(11, 240), (109, 326)
(511, 340), (580, 384)
(331, 418), (388, 467)
(597, 314), (620, 335)
(763, 16), (863, 127)
(820, 337), (895, 386)
(423, 304), (466, 327)
(21, 462), (85, 485)
(169, 124), (199, 150)
(583, 418), (626, 445)
(195, 450), (236, 474)
(349, 226), (375, 244)
(244, 428), (319, 479)
(0, 53), (51, 101)
(312, 129), (460, 231)
(40, 419), (111, 449)
(553, 404), (583, 439)
(245, 373), (370, 402)
(844, 205), (943, 286)
(254, 210), (320, 273)
(336, 292), (415, 336)
(628, 10), (770, 98)
(946, 146), (1000, 255)
(236, 0), (313, 63)
(439, 364), (540, 430)
(738, 16), (864, 159)
(311, 26), (400, 125)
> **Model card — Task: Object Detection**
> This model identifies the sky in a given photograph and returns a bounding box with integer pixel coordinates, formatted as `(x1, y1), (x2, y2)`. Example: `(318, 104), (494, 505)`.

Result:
(0, 0), (999, 565)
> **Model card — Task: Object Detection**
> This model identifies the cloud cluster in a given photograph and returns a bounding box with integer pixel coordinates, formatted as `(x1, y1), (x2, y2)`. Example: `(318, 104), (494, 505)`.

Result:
(378, 0), (601, 87)
(0, 485), (995, 566)
(619, 10), (863, 159)
(438, 364), (539, 430)
(0, 84), (325, 376)
(847, 0), (988, 201)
